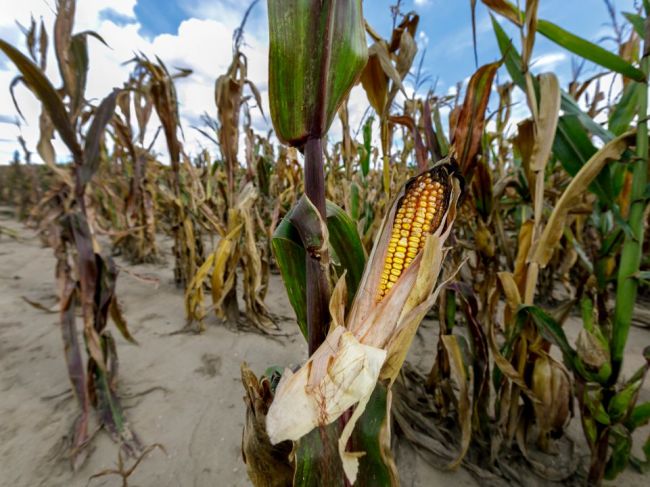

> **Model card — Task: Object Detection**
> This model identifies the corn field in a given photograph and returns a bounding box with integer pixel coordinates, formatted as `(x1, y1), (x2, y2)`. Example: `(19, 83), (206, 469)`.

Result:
(0, 0), (649, 486)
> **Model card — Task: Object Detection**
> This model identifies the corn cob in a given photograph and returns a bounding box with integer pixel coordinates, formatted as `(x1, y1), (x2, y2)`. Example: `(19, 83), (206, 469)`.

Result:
(376, 169), (450, 301)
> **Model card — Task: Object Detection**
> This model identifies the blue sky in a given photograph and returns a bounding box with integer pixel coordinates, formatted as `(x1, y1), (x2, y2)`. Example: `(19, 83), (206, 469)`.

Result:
(132, 0), (639, 94)
(0, 0), (641, 163)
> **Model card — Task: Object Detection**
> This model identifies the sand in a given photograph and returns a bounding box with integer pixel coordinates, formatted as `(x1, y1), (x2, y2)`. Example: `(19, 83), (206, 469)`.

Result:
(0, 210), (647, 487)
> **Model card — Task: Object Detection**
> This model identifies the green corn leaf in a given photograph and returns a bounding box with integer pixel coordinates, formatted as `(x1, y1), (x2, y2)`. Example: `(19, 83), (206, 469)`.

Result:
(561, 91), (614, 142)
(553, 115), (598, 175)
(537, 20), (645, 82)
(486, 1), (645, 81)
(583, 416), (598, 446)
(583, 387), (611, 426)
(629, 434), (650, 473)
(432, 103), (449, 156)
(294, 423), (345, 486)
(623, 12), (646, 38)
(272, 213), (309, 338)
(352, 383), (396, 486)
(361, 116), (373, 178)
(609, 363), (648, 422)
(605, 425), (633, 480)
(272, 200), (366, 339)
(294, 383), (395, 487)
(553, 115), (617, 204)
(349, 182), (360, 221)
(610, 82), (641, 136)
(517, 306), (576, 364)
(490, 16), (614, 142)
(326, 201), (366, 306)
(491, 14), (526, 89)
(625, 401), (650, 430)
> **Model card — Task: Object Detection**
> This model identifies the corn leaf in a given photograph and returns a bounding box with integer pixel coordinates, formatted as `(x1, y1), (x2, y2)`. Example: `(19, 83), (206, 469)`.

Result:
(553, 115), (616, 204)
(485, 0), (646, 81)
(272, 215), (308, 338)
(326, 201), (366, 306)
(68, 32), (89, 116)
(519, 305), (599, 382)
(605, 426), (632, 480)
(360, 43), (390, 116)
(609, 82), (641, 136)
(272, 200), (367, 339)
(533, 131), (635, 267)
(626, 402), (650, 430)
(352, 383), (396, 486)
(490, 15), (615, 142)
(361, 116), (373, 177)
(451, 61), (500, 181)
(623, 12), (646, 37)
(0, 37), (81, 159)
(293, 383), (396, 486)
(294, 423), (345, 487)
(537, 19), (645, 82)
(441, 335), (472, 469)
(81, 89), (120, 185)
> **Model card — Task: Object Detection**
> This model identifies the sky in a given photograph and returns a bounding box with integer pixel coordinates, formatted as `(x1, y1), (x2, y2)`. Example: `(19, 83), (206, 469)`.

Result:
(0, 0), (641, 164)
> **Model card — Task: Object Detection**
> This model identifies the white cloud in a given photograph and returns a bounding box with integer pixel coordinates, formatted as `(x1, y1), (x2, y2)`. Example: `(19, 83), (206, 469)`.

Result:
(417, 31), (429, 48)
(0, 0), (270, 164)
(530, 52), (567, 71)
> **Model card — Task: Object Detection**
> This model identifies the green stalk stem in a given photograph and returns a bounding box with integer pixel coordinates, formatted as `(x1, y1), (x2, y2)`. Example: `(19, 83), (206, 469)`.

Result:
(304, 136), (331, 354)
(611, 26), (649, 380)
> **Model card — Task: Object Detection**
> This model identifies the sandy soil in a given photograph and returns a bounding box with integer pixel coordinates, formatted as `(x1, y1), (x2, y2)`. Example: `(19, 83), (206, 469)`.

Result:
(0, 211), (647, 487)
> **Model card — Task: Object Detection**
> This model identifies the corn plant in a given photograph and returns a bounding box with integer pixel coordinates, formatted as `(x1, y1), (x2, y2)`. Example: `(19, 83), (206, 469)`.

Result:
(129, 54), (204, 291)
(184, 5), (277, 333)
(104, 68), (160, 263)
(473, 1), (650, 483)
(0, 0), (140, 467)
(360, 7), (421, 196)
(240, 2), (466, 486)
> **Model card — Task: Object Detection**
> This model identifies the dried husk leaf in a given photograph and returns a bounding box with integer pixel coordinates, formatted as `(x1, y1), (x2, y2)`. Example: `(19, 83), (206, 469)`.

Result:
(451, 61), (500, 180)
(576, 329), (610, 370)
(441, 335), (472, 469)
(359, 44), (389, 115)
(241, 364), (294, 487)
(531, 131), (635, 267)
(266, 327), (386, 444)
(532, 354), (572, 449)
(497, 271), (521, 318)
(529, 73), (560, 173)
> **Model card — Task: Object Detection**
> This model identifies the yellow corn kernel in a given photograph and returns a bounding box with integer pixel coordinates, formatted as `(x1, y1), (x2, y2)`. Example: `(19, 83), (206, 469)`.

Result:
(375, 169), (450, 301)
